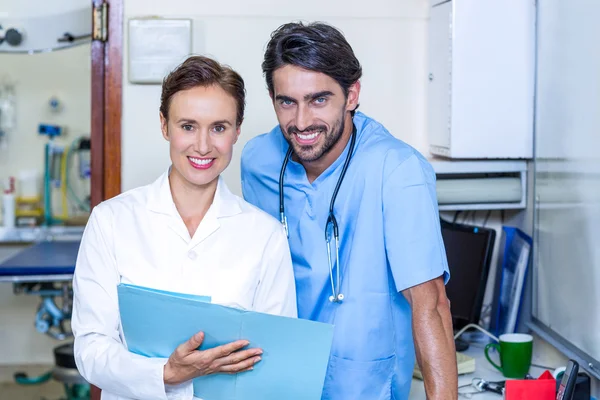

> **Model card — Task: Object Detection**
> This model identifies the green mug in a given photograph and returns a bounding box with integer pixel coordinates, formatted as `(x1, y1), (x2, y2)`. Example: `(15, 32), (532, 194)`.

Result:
(484, 333), (533, 379)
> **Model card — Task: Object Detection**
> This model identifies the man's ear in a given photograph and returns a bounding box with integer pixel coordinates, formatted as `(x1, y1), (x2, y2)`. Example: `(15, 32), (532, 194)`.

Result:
(160, 112), (169, 141)
(346, 80), (361, 113)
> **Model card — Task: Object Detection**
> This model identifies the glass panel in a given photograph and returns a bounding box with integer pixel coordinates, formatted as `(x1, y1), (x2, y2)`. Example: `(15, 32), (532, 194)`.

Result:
(0, 1), (91, 237)
(533, 0), (600, 363)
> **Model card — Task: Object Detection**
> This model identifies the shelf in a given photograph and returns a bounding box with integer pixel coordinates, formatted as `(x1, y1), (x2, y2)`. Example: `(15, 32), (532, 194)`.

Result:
(429, 158), (528, 174)
(427, 158), (529, 211)
(0, 226), (84, 243)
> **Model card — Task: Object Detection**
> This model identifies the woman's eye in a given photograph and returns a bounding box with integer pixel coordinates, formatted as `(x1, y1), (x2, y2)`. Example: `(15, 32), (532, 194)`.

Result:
(182, 124), (194, 131)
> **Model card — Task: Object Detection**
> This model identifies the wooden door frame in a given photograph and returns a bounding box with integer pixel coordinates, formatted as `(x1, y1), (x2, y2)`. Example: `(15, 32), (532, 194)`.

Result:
(90, 1), (122, 398)
(91, 0), (122, 207)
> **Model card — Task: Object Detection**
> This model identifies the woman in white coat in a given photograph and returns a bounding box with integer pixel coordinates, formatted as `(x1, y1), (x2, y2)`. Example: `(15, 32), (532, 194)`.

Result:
(71, 56), (298, 400)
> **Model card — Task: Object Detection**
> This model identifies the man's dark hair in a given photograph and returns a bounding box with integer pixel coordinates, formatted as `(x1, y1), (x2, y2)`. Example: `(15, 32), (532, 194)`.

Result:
(160, 55), (246, 126)
(262, 22), (362, 113)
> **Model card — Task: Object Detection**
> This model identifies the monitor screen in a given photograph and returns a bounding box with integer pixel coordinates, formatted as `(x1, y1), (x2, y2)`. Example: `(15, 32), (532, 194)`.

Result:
(440, 220), (496, 330)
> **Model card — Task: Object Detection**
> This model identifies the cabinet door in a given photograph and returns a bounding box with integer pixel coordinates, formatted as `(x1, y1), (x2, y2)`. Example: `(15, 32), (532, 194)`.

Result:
(427, 1), (453, 156)
(430, 0), (448, 7)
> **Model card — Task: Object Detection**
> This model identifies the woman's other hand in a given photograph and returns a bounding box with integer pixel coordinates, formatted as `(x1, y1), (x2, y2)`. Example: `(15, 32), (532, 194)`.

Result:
(163, 331), (262, 385)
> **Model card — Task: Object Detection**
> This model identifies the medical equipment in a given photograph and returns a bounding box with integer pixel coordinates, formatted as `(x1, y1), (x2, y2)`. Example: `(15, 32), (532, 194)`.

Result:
(39, 125), (91, 225)
(77, 138), (91, 179)
(41, 124), (65, 225)
(15, 342), (90, 400)
(0, 5), (91, 54)
(3, 177), (16, 228)
(279, 124), (357, 303)
(64, 137), (92, 215)
(458, 378), (505, 398)
(0, 240), (89, 399)
(1, 241), (78, 334)
(0, 81), (16, 150)
(14, 171), (44, 227)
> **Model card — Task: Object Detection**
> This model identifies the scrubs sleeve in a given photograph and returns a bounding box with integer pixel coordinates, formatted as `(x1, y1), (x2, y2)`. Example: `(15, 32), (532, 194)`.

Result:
(240, 145), (259, 206)
(71, 206), (193, 400)
(253, 225), (298, 318)
(382, 154), (450, 293)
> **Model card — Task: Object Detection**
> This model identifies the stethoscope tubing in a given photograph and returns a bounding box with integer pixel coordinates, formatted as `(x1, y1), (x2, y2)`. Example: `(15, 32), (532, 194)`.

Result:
(279, 123), (357, 303)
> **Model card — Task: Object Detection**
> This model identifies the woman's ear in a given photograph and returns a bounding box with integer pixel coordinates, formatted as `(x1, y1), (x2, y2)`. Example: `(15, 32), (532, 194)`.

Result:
(234, 124), (242, 144)
(160, 112), (169, 141)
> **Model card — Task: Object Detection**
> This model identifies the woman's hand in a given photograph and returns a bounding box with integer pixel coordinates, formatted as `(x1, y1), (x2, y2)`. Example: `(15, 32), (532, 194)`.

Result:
(163, 331), (262, 385)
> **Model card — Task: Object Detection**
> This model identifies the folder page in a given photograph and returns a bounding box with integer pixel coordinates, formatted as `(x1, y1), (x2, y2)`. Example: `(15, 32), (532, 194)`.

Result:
(117, 283), (334, 400)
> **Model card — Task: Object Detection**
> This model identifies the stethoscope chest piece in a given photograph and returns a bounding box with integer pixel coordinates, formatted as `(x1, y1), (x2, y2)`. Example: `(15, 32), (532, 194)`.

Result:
(329, 293), (344, 303)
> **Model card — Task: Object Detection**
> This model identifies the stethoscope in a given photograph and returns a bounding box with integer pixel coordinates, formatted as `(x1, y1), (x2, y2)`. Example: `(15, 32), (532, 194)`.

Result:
(279, 124), (357, 303)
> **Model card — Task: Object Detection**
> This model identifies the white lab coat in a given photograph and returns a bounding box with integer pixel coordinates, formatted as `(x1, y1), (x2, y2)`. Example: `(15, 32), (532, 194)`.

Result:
(71, 170), (298, 400)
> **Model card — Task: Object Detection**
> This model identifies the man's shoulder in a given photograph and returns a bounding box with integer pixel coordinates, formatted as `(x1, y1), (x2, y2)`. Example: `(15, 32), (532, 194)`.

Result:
(356, 115), (424, 164)
(242, 126), (282, 160)
(355, 113), (435, 180)
(242, 126), (283, 163)
(241, 126), (283, 178)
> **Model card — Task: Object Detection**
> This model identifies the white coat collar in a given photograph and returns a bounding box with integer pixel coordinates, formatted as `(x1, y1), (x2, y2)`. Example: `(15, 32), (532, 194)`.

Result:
(146, 168), (242, 219)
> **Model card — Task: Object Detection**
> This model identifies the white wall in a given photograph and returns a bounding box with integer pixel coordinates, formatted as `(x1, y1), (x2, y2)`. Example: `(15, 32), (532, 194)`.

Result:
(121, 0), (431, 195)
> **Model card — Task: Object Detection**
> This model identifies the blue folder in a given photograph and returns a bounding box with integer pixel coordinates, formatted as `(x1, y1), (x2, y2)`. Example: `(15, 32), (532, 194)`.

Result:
(489, 227), (533, 337)
(117, 284), (334, 400)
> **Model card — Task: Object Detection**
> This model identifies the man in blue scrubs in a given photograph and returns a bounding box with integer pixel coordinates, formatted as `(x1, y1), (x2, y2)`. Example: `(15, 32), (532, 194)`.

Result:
(241, 22), (458, 400)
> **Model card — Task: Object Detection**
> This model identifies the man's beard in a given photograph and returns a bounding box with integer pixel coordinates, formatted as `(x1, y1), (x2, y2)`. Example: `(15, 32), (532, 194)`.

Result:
(283, 113), (345, 162)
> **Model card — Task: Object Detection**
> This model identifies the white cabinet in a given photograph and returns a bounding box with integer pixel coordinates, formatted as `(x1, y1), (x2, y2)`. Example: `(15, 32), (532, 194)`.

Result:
(427, 0), (536, 159)
(429, 0), (447, 7)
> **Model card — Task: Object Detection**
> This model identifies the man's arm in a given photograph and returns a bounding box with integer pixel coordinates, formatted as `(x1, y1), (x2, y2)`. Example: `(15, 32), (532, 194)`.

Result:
(403, 276), (458, 400)
(381, 153), (457, 397)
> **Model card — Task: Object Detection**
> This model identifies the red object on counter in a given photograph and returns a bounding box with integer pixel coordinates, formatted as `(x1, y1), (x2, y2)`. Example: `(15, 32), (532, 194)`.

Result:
(505, 370), (556, 400)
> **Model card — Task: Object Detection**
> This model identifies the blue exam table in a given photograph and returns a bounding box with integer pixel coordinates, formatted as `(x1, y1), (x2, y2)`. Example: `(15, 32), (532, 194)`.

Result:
(0, 240), (81, 339)
(0, 241), (80, 283)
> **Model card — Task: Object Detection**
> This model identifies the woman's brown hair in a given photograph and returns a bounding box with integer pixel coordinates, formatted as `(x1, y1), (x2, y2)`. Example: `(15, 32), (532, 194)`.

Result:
(160, 55), (246, 126)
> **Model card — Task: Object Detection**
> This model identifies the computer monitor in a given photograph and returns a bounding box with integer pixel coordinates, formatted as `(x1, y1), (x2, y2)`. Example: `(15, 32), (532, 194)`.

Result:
(440, 219), (496, 332)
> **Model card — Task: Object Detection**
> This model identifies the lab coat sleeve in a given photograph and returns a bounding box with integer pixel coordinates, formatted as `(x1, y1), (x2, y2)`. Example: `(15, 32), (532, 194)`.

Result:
(382, 154), (450, 293)
(253, 226), (298, 318)
(71, 206), (193, 400)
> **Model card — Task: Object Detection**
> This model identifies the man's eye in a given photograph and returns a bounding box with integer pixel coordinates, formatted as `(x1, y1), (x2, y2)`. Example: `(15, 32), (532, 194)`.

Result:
(213, 125), (226, 133)
(281, 100), (294, 106)
(314, 97), (326, 104)
(182, 124), (194, 131)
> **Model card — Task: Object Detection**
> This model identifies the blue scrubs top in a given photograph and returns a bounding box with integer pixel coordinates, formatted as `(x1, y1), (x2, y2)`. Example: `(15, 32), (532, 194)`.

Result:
(241, 112), (449, 400)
